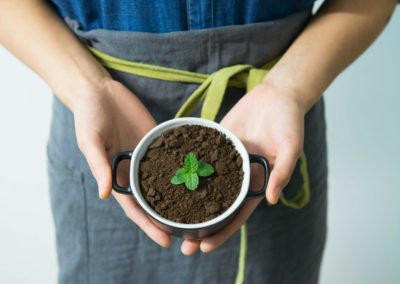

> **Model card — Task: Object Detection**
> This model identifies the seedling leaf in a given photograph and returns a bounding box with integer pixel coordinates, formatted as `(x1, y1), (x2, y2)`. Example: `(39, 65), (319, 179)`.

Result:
(184, 152), (198, 173)
(171, 168), (188, 184)
(185, 173), (199, 191)
(197, 161), (214, 177)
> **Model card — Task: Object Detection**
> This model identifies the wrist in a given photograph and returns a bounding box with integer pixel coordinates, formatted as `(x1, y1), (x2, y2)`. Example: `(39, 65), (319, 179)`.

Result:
(257, 79), (311, 115)
(52, 64), (112, 113)
(262, 60), (326, 113)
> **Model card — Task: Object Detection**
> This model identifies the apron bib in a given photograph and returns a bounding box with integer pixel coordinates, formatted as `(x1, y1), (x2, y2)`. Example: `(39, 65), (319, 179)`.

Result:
(47, 8), (328, 284)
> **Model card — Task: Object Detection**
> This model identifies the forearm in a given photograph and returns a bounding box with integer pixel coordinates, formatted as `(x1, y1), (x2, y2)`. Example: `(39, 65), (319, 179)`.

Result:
(0, 0), (110, 111)
(264, 0), (397, 112)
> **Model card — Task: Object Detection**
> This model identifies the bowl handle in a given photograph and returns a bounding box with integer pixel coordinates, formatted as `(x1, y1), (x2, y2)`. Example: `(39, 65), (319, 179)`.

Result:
(112, 151), (133, 195)
(245, 154), (270, 199)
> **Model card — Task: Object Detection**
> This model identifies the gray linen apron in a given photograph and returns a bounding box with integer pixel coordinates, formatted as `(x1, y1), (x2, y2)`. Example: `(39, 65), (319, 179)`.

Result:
(47, 7), (328, 284)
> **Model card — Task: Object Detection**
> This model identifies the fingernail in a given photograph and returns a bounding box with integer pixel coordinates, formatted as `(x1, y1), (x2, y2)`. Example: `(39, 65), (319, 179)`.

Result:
(162, 238), (172, 249)
(98, 178), (111, 200)
(266, 196), (278, 206)
(200, 242), (211, 253)
(270, 196), (279, 205)
(99, 188), (110, 200)
(181, 248), (194, 256)
(98, 188), (103, 199)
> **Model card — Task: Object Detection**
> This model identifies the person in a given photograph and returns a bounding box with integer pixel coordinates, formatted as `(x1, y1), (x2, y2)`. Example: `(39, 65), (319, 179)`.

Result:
(0, 1), (396, 283)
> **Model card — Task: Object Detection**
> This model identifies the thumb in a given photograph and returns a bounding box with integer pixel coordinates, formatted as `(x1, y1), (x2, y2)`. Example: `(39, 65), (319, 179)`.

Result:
(266, 148), (299, 205)
(79, 135), (112, 200)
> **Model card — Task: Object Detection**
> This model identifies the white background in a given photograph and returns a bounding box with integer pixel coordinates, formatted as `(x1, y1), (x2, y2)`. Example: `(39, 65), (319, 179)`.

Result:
(0, 6), (399, 284)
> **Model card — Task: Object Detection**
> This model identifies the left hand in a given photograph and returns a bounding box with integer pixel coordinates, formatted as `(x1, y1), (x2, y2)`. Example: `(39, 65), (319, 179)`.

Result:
(180, 81), (307, 255)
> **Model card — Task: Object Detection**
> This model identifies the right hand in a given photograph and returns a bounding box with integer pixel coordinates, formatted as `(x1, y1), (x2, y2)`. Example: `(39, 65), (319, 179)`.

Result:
(72, 79), (172, 248)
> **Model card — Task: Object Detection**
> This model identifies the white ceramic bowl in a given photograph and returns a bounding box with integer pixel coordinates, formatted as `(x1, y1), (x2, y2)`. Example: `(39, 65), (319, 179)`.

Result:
(111, 117), (270, 239)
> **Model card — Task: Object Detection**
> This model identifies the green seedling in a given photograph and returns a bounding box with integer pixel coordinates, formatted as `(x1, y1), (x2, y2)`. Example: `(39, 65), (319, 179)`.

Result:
(171, 152), (214, 191)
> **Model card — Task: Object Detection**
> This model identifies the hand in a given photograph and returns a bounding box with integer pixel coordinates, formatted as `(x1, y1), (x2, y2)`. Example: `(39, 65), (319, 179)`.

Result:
(180, 81), (307, 255)
(72, 79), (172, 248)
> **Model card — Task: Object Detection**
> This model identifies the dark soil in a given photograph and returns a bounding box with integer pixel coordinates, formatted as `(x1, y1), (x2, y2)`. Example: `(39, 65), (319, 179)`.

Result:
(139, 124), (244, 224)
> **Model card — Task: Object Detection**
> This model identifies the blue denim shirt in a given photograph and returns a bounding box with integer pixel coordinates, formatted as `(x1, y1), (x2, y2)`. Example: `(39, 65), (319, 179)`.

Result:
(50, 0), (315, 33)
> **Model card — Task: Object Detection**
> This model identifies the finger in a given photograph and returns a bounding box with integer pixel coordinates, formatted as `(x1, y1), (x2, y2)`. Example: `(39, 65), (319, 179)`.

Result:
(200, 198), (261, 253)
(79, 135), (112, 200)
(112, 191), (172, 248)
(181, 239), (201, 256)
(265, 148), (299, 205)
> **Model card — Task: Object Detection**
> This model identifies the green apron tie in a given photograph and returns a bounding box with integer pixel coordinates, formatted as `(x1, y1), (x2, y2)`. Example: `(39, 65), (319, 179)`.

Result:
(176, 63), (274, 120)
(88, 46), (310, 284)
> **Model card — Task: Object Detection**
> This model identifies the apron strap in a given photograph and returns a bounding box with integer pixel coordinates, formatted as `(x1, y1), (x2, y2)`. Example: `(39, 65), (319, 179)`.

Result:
(177, 64), (264, 120)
